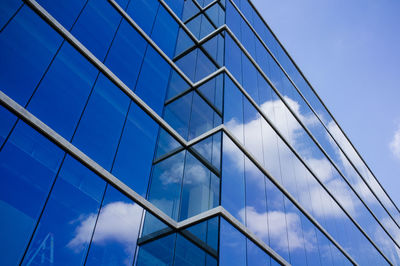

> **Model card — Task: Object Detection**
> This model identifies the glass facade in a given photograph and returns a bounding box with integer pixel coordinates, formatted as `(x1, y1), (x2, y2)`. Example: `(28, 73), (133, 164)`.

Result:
(1, 0), (399, 265)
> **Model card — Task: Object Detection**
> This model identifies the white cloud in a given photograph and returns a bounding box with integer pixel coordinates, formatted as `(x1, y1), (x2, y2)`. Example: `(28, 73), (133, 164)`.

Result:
(390, 126), (400, 159)
(239, 207), (315, 252)
(68, 201), (142, 256)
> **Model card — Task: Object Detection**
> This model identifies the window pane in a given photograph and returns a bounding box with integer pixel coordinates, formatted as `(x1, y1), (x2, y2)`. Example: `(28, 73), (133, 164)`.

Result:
(0, 6), (62, 105)
(85, 185), (143, 266)
(0, 120), (64, 266)
(22, 155), (106, 265)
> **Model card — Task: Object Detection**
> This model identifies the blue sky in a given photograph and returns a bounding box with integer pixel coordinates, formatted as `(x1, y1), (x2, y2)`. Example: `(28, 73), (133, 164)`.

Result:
(252, 0), (400, 207)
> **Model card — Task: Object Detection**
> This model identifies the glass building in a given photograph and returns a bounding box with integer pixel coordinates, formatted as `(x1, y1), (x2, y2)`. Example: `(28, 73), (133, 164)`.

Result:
(1, 0), (400, 265)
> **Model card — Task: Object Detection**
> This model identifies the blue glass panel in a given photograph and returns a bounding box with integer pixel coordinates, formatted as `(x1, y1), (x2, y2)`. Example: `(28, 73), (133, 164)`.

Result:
(166, 69), (190, 100)
(148, 151), (185, 220)
(174, 27), (195, 56)
(0, 105), (17, 147)
(194, 50), (217, 82)
(224, 76), (244, 143)
(126, 0), (158, 35)
(182, 0), (199, 21)
(202, 33), (224, 67)
(37, 0), (86, 29)
(0, 121), (64, 266)
(85, 185), (143, 266)
(154, 128), (182, 159)
(243, 99), (263, 162)
(221, 135), (245, 221)
(244, 158), (268, 244)
(205, 2), (225, 28)
(191, 132), (222, 172)
(112, 103), (159, 196)
(247, 239), (271, 266)
(71, 0), (122, 61)
(0, 0), (22, 30)
(136, 233), (175, 265)
(151, 6), (179, 58)
(0, 5), (62, 106)
(164, 93), (192, 139)
(22, 155), (106, 265)
(186, 14), (202, 39)
(197, 73), (223, 112)
(27, 42), (98, 140)
(72, 74), (130, 170)
(134, 47), (171, 115)
(180, 152), (219, 220)
(105, 20), (147, 88)
(188, 92), (221, 140)
(219, 218), (246, 266)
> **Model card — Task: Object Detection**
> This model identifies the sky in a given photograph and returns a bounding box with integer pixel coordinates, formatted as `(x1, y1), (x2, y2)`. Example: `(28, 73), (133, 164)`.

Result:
(251, 0), (400, 207)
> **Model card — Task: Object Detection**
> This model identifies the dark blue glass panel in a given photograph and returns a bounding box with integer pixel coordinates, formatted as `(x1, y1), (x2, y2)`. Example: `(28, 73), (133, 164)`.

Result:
(242, 55), (258, 103)
(151, 6), (179, 58)
(27, 42), (98, 140)
(185, 216), (219, 252)
(247, 239), (271, 266)
(134, 47), (171, 115)
(85, 185), (143, 266)
(0, 120), (64, 266)
(0, 0), (22, 30)
(226, 1), (241, 40)
(148, 151), (185, 220)
(0, 6), (62, 106)
(71, 0), (122, 61)
(225, 35), (242, 84)
(72, 74), (130, 170)
(221, 135), (245, 221)
(164, 0), (184, 18)
(136, 233), (175, 265)
(22, 155), (106, 265)
(105, 20), (147, 88)
(174, 234), (207, 266)
(219, 218), (246, 266)
(112, 103), (159, 196)
(0, 105), (16, 147)
(126, 0), (158, 35)
(37, 0), (86, 30)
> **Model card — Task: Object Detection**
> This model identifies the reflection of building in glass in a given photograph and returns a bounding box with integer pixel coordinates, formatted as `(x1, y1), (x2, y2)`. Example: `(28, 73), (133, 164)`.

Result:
(1, 0), (400, 265)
